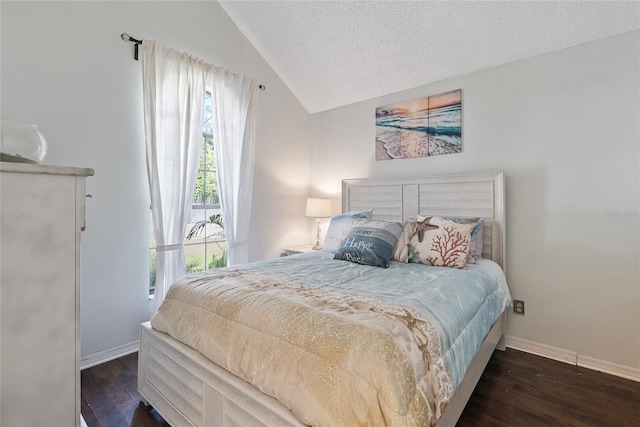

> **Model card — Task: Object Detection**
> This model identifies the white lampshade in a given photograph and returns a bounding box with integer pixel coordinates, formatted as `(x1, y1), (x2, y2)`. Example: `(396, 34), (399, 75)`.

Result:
(305, 198), (332, 218)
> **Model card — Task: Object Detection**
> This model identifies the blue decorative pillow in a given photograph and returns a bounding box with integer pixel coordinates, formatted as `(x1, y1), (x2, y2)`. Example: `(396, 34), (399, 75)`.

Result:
(469, 218), (484, 261)
(334, 220), (404, 268)
(322, 210), (373, 253)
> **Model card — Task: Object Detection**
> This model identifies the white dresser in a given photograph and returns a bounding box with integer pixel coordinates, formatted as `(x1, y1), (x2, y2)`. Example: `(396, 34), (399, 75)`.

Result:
(0, 162), (93, 427)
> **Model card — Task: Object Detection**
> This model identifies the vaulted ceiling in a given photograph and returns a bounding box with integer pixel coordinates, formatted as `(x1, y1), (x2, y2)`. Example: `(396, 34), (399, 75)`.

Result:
(218, 1), (640, 114)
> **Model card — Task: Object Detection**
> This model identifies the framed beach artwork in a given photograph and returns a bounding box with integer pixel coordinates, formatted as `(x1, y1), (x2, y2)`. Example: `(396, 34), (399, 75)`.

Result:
(375, 89), (462, 160)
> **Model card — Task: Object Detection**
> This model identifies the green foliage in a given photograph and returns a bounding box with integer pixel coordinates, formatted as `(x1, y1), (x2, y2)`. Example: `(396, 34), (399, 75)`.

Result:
(208, 250), (227, 269)
(186, 255), (203, 274)
(150, 111), (224, 294)
(186, 213), (224, 240)
(209, 214), (223, 228)
(184, 250), (227, 274)
(193, 137), (219, 205)
(149, 250), (157, 290)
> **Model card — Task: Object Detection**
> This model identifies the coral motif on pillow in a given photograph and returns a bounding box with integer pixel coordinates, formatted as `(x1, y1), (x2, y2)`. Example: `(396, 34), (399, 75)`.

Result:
(407, 216), (477, 269)
(440, 216), (484, 263)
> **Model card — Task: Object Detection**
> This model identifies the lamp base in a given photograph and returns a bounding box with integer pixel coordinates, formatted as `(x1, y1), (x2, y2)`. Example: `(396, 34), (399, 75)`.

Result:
(313, 218), (322, 250)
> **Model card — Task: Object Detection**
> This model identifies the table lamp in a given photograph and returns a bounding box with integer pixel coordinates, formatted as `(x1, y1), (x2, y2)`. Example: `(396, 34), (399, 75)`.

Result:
(305, 198), (332, 250)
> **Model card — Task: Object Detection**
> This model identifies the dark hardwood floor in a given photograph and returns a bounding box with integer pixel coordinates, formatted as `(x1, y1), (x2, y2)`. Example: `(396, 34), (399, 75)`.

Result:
(81, 353), (169, 427)
(81, 348), (640, 427)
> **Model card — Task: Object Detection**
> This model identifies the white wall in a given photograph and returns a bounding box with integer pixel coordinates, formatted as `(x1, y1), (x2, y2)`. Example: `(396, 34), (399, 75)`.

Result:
(310, 31), (640, 369)
(1, 1), (311, 358)
(3, 2), (638, 371)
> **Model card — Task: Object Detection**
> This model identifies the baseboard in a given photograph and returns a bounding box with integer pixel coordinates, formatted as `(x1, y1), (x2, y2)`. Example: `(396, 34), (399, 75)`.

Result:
(80, 340), (139, 370)
(505, 336), (640, 382)
(578, 354), (640, 382)
(505, 336), (576, 364)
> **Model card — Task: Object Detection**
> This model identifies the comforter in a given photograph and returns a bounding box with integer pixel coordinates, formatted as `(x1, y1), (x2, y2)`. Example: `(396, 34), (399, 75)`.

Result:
(151, 252), (510, 427)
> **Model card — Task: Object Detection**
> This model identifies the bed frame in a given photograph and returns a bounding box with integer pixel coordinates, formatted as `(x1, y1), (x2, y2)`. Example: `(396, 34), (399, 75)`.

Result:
(139, 171), (506, 427)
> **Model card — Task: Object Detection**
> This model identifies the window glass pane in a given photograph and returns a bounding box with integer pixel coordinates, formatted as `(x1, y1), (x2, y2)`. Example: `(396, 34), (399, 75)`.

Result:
(205, 208), (224, 235)
(207, 241), (227, 269)
(185, 207), (207, 241)
(203, 91), (213, 136)
(194, 137), (218, 206)
(150, 210), (156, 296)
(185, 243), (205, 274)
(150, 210), (156, 248)
(152, 90), (225, 295)
(149, 248), (157, 295)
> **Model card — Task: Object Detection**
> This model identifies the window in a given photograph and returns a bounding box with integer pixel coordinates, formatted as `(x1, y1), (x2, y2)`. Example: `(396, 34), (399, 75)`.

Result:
(149, 92), (226, 296)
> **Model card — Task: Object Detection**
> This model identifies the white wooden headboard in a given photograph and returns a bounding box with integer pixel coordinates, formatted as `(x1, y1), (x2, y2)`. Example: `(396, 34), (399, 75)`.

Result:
(342, 171), (506, 272)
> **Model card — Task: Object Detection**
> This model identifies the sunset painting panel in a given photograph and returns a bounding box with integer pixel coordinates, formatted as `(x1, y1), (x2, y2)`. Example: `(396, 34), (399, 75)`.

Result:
(375, 89), (462, 160)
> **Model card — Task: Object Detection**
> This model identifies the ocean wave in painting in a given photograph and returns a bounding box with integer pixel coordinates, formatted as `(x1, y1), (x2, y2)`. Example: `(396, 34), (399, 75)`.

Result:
(376, 103), (461, 159)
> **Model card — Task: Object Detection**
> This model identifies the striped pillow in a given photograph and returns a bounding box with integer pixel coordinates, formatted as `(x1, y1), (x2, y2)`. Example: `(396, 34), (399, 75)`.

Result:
(334, 220), (404, 268)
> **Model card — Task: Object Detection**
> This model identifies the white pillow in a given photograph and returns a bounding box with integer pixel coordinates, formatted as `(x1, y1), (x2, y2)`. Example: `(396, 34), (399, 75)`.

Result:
(392, 219), (416, 262)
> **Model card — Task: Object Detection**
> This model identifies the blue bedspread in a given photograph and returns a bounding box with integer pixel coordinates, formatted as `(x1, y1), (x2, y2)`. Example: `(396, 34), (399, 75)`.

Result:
(243, 251), (511, 389)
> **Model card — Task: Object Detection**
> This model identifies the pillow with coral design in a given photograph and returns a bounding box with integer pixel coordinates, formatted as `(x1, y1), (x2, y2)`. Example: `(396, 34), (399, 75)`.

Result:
(407, 216), (477, 269)
(440, 216), (484, 263)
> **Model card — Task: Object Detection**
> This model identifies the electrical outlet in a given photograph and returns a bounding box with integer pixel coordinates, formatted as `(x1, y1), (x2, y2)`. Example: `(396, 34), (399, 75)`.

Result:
(513, 300), (525, 315)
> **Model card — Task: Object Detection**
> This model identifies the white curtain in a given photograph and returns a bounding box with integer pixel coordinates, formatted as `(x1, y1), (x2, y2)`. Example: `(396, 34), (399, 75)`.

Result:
(142, 40), (260, 310)
(142, 41), (205, 311)
(207, 67), (259, 265)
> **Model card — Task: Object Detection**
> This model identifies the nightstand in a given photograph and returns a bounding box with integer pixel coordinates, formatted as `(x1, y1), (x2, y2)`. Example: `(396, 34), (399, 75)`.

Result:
(283, 245), (316, 256)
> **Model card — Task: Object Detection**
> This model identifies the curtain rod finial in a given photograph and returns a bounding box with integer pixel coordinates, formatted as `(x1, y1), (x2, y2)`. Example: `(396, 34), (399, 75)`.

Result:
(121, 32), (142, 44)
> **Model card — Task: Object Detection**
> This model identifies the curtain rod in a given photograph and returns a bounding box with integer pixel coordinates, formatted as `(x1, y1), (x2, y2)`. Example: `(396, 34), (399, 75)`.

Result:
(120, 33), (266, 91)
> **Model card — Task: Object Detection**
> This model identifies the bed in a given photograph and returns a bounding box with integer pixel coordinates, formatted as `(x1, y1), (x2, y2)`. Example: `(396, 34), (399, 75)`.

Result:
(138, 171), (508, 427)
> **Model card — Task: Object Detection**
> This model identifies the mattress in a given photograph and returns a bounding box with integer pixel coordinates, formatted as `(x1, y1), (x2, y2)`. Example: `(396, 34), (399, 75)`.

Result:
(151, 251), (510, 427)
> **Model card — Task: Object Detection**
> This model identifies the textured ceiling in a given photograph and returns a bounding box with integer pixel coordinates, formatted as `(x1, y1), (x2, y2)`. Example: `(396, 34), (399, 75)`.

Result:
(218, 1), (640, 113)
